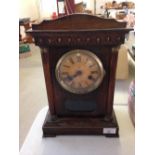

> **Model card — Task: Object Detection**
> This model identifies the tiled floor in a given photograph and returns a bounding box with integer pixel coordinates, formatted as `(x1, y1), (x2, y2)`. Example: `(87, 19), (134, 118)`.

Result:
(19, 44), (134, 148)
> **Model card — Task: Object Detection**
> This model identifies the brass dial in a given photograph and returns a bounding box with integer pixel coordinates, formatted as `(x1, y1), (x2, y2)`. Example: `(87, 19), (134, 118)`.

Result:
(56, 49), (105, 94)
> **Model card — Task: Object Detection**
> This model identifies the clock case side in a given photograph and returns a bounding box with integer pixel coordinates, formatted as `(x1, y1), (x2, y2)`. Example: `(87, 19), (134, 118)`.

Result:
(27, 14), (132, 136)
(39, 47), (56, 115)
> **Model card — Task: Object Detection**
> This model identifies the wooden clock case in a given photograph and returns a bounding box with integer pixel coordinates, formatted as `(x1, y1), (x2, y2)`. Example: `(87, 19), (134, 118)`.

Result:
(27, 14), (132, 137)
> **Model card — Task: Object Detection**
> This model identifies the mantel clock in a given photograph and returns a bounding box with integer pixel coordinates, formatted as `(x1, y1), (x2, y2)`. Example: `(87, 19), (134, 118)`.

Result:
(27, 14), (132, 137)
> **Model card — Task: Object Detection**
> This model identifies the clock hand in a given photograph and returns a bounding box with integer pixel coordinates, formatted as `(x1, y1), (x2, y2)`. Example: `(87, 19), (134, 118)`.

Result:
(88, 75), (96, 81)
(63, 75), (73, 82)
(72, 70), (82, 78)
(63, 70), (82, 82)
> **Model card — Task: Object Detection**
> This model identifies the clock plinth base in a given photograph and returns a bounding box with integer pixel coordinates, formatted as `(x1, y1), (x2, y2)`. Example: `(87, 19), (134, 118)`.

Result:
(42, 110), (119, 137)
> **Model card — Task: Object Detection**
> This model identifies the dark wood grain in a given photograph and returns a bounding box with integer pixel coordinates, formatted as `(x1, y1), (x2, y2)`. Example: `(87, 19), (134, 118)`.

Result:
(40, 48), (56, 115)
(27, 14), (132, 136)
(32, 14), (127, 30)
(106, 47), (119, 120)
(43, 110), (119, 137)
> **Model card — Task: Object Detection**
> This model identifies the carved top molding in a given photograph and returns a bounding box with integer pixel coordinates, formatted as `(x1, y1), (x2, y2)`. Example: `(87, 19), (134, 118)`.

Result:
(27, 14), (133, 47)
(31, 30), (128, 47)
(31, 14), (128, 31)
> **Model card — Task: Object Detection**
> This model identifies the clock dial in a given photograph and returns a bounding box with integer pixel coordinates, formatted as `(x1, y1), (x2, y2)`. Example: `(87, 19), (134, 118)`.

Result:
(56, 49), (106, 94)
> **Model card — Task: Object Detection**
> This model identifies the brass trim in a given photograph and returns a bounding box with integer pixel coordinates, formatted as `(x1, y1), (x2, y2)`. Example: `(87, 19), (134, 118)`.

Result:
(55, 49), (106, 94)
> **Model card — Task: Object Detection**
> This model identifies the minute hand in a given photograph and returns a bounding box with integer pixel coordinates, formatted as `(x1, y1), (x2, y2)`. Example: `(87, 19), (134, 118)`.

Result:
(72, 70), (82, 79)
(64, 70), (82, 82)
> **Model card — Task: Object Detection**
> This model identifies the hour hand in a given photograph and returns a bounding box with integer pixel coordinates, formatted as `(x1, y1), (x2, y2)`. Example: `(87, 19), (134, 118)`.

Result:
(72, 70), (82, 78)
(63, 70), (82, 82)
(64, 75), (73, 82)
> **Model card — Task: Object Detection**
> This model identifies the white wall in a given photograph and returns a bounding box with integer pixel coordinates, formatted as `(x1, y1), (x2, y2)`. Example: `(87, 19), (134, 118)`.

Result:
(39, 0), (57, 18)
(19, 0), (58, 20)
(19, 0), (40, 20)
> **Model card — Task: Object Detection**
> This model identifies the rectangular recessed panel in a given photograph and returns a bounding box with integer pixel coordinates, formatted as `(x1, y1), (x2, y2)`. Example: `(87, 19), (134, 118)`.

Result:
(65, 100), (97, 112)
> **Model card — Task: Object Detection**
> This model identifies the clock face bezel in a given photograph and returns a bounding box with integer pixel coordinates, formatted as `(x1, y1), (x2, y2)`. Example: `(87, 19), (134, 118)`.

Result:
(55, 49), (105, 94)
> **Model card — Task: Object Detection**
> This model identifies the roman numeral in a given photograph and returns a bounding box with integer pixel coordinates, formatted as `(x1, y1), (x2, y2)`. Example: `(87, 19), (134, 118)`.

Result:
(70, 81), (75, 87)
(84, 81), (89, 86)
(78, 82), (82, 88)
(63, 64), (70, 68)
(91, 71), (98, 74)
(85, 57), (89, 64)
(89, 64), (95, 68)
(88, 75), (96, 81)
(61, 71), (69, 75)
(76, 55), (81, 62)
(69, 57), (74, 64)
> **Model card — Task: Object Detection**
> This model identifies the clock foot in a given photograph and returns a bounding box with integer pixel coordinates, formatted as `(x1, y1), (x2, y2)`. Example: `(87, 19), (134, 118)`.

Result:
(103, 115), (113, 122)
(42, 110), (119, 137)
(51, 115), (57, 121)
(43, 133), (56, 137)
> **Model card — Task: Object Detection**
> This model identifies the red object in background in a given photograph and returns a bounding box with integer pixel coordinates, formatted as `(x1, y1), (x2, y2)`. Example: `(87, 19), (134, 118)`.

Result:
(56, 0), (75, 18)
(65, 0), (75, 15)
(51, 12), (57, 20)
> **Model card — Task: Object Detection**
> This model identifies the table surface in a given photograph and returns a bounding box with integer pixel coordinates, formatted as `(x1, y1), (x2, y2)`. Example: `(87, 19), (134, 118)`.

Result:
(20, 106), (134, 155)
